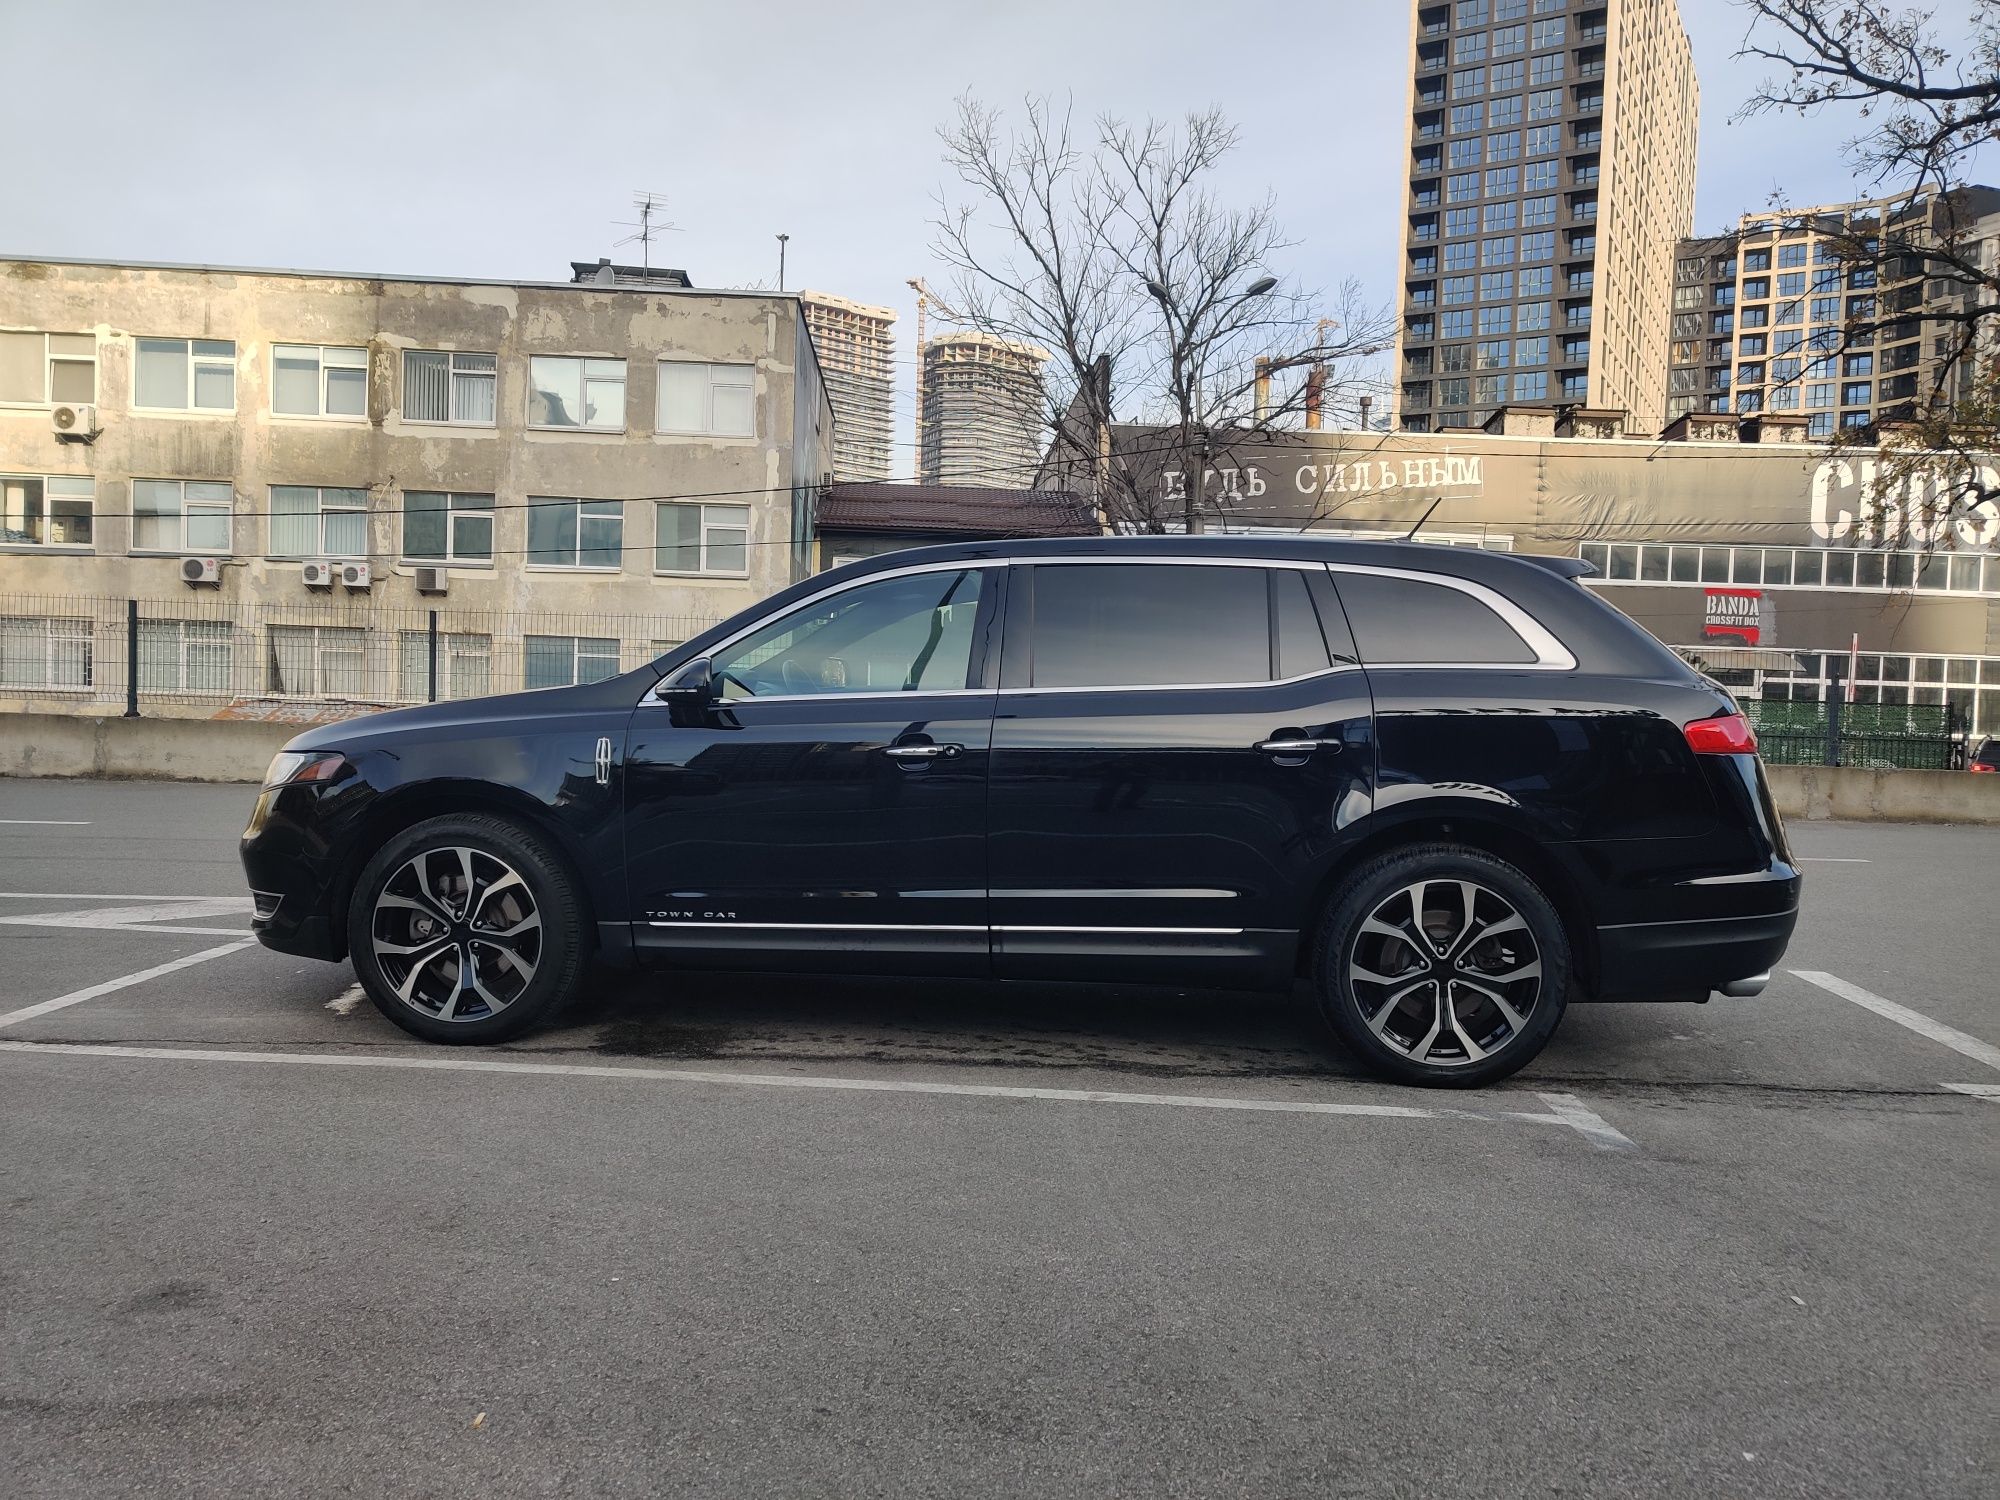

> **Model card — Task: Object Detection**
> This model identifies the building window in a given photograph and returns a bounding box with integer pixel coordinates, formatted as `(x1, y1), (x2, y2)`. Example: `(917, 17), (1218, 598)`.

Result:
(402, 351), (497, 425)
(1441, 309), (1474, 338)
(270, 486), (367, 558)
(1515, 335), (1549, 366)
(1, 475), (93, 549)
(1769, 384), (1800, 410)
(1488, 94), (1523, 128)
(1474, 374), (1508, 405)
(1524, 160), (1557, 192)
(0, 617), (91, 690)
(1738, 334), (1768, 356)
(1518, 300), (1551, 331)
(1522, 231), (1555, 262)
(1843, 352), (1875, 377)
(1452, 66), (1486, 97)
(1440, 343), (1473, 372)
(135, 338), (235, 411)
(1453, 32), (1486, 62)
(1439, 378), (1469, 407)
(273, 345), (368, 418)
(1775, 299), (1804, 325)
(528, 355), (626, 430)
(1483, 201), (1518, 232)
(1478, 306), (1514, 335)
(1529, 52), (1563, 84)
(398, 631), (492, 702)
(1773, 328), (1803, 354)
(1776, 272), (1806, 298)
(0, 331), (95, 405)
(1742, 248), (1771, 272)
(1443, 276), (1475, 306)
(1487, 130), (1521, 161)
(1530, 16), (1564, 47)
(1495, 0), (1526, 17)
(1841, 381), (1872, 406)
(401, 491), (494, 563)
(1408, 314), (1437, 340)
(1513, 371), (1548, 400)
(1454, 0), (1487, 23)
(1740, 305), (1768, 328)
(1525, 124), (1560, 156)
(658, 361), (755, 437)
(1479, 271), (1515, 301)
(1523, 195), (1557, 227)
(1805, 383), (1834, 408)
(524, 635), (621, 689)
(138, 620), (234, 694)
(1481, 236), (1516, 267)
(267, 625), (367, 697)
(1491, 59), (1525, 89)
(1560, 372), (1587, 400)
(1493, 23), (1526, 55)
(1738, 362), (1765, 384)
(1476, 340), (1512, 370)
(1445, 207), (1478, 238)
(1519, 266), (1553, 297)
(527, 497), (623, 568)
(1450, 101), (1484, 134)
(1447, 172), (1479, 202)
(1527, 87), (1562, 119)
(656, 501), (750, 576)
(1448, 137), (1482, 168)
(132, 479), (232, 554)
(1484, 164), (1519, 196)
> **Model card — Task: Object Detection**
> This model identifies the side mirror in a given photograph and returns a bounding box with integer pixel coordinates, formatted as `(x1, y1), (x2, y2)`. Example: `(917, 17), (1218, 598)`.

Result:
(658, 657), (718, 726)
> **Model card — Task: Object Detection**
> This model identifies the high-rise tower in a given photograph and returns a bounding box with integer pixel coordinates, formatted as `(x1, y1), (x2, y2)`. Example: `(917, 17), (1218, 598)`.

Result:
(799, 291), (896, 481)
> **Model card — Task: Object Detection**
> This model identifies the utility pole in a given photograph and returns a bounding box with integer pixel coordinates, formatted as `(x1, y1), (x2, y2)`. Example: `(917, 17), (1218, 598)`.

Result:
(776, 233), (789, 292)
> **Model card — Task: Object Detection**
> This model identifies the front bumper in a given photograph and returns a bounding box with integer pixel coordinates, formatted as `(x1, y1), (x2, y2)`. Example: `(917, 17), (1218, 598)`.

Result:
(240, 782), (351, 961)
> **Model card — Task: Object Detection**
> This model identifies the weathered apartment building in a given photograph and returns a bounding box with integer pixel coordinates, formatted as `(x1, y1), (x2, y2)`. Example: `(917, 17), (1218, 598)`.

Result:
(0, 256), (830, 712)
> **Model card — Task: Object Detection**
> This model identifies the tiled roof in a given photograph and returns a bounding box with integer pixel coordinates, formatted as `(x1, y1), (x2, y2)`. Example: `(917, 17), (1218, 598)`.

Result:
(817, 483), (1098, 537)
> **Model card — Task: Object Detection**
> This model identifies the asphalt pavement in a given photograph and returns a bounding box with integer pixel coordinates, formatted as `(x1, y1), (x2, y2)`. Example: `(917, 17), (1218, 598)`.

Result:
(1, 776), (1994, 1498)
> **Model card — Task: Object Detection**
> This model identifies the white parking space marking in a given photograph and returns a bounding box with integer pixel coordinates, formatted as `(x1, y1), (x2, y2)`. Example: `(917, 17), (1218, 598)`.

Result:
(0, 895), (252, 940)
(0, 819), (92, 825)
(1798, 857), (1870, 863)
(1943, 1083), (2000, 1103)
(1792, 970), (2000, 1073)
(326, 984), (367, 1016)
(0, 942), (255, 1031)
(0, 892), (240, 902)
(0, 1041), (1638, 1150)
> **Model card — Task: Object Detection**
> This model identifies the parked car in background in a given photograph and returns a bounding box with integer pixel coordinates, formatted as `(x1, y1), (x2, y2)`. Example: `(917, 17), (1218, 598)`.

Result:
(1970, 736), (2000, 773)
(241, 536), (1800, 1087)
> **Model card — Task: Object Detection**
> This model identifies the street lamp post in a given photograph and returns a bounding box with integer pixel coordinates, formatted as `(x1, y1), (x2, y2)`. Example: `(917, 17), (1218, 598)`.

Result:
(1145, 275), (1278, 534)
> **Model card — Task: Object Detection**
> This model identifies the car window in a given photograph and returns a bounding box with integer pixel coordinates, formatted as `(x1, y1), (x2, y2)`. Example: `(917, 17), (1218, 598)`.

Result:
(1274, 567), (1334, 679)
(1029, 564), (1270, 689)
(713, 568), (985, 699)
(1332, 570), (1539, 666)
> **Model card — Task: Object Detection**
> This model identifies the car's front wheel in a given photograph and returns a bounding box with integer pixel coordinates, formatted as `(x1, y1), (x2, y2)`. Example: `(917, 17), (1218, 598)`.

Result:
(1314, 844), (1570, 1087)
(347, 813), (588, 1044)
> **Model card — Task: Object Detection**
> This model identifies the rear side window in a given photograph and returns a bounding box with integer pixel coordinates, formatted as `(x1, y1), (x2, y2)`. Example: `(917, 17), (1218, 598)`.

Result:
(1333, 570), (1538, 666)
(1029, 564), (1269, 688)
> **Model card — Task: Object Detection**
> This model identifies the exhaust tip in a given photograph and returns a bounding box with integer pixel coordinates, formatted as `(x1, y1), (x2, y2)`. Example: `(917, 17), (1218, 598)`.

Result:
(1717, 972), (1770, 998)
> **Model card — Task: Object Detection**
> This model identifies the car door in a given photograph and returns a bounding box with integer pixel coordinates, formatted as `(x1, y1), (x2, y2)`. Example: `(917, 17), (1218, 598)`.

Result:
(986, 558), (1375, 986)
(623, 561), (1001, 974)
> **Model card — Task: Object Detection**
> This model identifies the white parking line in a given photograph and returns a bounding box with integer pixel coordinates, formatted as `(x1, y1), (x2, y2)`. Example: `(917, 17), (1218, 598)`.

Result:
(0, 891), (242, 902)
(1792, 970), (2000, 1073)
(325, 984), (368, 1016)
(0, 942), (254, 1031)
(1943, 1083), (2000, 1103)
(0, 819), (92, 825)
(1798, 857), (1870, 863)
(0, 1040), (1637, 1150)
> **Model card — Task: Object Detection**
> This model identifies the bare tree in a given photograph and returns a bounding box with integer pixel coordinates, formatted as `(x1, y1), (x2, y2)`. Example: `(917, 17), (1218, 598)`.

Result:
(1734, 1), (2000, 550)
(930, 96), (1394, 533)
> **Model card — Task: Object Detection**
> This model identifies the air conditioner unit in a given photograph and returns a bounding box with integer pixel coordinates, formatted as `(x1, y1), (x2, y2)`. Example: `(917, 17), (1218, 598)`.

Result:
(180, 556), (222, 586)
(51, 403), (97, 439)
(413, 566), (448, 595)
(301, 560), (334, 588)
(340, 561), (372, 590)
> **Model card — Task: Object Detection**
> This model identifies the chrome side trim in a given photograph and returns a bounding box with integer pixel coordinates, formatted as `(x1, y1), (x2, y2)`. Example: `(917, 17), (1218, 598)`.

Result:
(1325, 561), (1578, 671)
(994, 925), (1245, 936)
(646, 921), (985, 932)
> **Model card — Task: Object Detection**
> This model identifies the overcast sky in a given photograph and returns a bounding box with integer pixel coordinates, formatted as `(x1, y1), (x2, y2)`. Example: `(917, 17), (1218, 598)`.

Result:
(3, 0), (1987, 473)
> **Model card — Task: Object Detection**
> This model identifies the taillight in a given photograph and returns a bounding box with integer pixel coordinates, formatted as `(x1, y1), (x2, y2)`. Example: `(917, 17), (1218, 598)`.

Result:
(1971, 763), (1997, 774)
(1684, 713), (1758, 755)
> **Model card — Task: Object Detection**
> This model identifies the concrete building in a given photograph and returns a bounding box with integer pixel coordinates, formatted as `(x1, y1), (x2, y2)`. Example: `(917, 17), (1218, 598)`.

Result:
(918, 332), (1047, 488)
(1083, 411), (2000, 737)
(1666, 188), (2000, 433)
(798, 292), (897, 482)
(1395, 0), (1698, 436)
(0, 256), (830, 715)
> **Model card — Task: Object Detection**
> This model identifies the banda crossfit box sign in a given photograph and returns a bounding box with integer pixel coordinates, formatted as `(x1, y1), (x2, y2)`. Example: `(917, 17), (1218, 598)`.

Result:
(1704, 588), (1774, 646)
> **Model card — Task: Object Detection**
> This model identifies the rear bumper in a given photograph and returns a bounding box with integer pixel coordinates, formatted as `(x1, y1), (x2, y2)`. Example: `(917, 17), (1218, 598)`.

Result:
(1592, 906), (1799, 1001)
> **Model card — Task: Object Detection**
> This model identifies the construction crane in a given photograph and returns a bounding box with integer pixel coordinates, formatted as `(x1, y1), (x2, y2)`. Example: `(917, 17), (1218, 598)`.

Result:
(907, 277), (962, 467)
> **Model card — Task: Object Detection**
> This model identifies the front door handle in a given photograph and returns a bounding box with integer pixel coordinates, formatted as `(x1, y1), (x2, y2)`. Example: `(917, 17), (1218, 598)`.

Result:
(884, 742), (963, 761)
(1255, 738), (1342, 756)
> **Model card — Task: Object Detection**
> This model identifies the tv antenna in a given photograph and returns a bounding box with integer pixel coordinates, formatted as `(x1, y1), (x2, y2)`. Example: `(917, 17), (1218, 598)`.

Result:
(613, 191), (682, 275)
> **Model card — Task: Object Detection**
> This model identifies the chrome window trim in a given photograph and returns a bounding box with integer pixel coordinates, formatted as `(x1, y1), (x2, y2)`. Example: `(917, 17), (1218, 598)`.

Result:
(1327, 561), (1577, 671)
(997, 663), (1363, 697)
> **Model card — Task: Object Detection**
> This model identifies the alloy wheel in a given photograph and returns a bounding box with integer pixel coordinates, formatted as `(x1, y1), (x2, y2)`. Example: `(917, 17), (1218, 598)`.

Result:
(370, 846), (542, 1022)
(1347, 878), (1543, 1067)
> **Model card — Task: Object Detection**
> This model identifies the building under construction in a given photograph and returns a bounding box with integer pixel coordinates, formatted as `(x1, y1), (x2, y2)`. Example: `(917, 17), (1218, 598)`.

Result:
(919, 332), (1047, 488)
(799, 291), (897, 482)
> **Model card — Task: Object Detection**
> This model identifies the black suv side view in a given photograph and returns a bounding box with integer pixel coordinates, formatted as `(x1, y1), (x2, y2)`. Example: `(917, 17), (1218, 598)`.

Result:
(241, 536), (1801, 1086)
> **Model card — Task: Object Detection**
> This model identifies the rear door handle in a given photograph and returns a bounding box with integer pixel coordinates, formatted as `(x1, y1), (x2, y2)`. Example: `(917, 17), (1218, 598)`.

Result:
(884, 742), (963, 760)
(1255, 738), (1341, 756)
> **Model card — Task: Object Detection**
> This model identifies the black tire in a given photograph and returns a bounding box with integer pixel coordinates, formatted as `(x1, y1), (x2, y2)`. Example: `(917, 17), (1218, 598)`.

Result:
(346, 813), (590, 1045)
(1313, 843), (1570, 1088)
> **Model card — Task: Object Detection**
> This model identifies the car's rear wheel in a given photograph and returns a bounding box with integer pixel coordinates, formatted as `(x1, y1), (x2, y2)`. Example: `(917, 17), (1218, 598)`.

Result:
(1314, 844), (1569, 1087)
(347, 813), (588, 1044)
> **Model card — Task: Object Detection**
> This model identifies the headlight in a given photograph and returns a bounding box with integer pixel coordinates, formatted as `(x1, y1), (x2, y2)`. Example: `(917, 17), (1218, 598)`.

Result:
(263, 750), (347, 788)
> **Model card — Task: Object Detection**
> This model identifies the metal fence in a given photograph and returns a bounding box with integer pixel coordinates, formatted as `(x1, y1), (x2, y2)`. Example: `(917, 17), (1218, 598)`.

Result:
(1745, 697), (1965, 771)
(0, 594), (723, 721)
